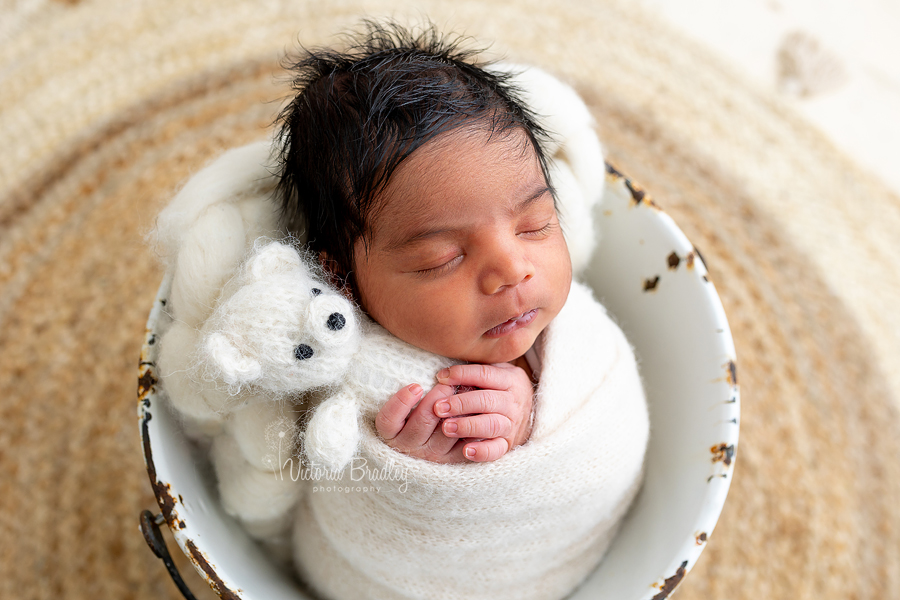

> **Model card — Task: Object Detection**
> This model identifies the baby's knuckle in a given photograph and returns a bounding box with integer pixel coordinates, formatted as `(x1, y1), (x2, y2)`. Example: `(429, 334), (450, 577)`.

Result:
(375, 412), (392, 435)
(485, 415), (500, 438)
(484, 390), (507, 413)
(477, 364), (492, 381)
(435, 383), (455, 397)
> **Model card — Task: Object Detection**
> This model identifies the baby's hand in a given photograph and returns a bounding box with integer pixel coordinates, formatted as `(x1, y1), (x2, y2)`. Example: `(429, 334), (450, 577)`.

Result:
(376, 383), (469, 463)
(434, 363), (534, 462)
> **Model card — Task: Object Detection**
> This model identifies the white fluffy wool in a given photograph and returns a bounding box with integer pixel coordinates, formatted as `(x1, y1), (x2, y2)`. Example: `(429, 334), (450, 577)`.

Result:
(152, 141), (280, 265)
(293, 281), (649, 600)
(152, 141), (281, 328)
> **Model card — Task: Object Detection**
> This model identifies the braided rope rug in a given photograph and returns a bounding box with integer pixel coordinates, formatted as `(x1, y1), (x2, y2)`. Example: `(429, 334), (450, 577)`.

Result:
(2, 1), (899, 598)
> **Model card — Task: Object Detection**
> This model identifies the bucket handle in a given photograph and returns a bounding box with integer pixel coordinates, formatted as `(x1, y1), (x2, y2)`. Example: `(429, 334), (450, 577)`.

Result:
(139, 510), (199, 600)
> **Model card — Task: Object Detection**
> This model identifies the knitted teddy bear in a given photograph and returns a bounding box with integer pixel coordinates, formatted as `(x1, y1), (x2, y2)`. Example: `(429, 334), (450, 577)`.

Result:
(157, 240), (362, 543)
(157, 239), (359, 449)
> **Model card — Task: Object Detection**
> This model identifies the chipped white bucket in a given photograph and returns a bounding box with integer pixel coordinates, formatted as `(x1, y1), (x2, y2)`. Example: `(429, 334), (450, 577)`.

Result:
(138, 166), (739, 600)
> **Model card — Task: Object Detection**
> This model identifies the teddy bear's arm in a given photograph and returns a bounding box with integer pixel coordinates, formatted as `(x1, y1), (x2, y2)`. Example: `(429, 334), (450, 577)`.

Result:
(303, 389), (361, 473)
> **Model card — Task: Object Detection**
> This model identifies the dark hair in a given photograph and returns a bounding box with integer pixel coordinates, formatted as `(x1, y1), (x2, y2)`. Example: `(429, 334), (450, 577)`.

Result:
(274, 20), (553, 288)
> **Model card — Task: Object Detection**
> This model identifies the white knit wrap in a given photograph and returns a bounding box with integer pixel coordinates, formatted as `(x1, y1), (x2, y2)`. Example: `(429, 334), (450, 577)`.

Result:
(293, 281), (649, 600)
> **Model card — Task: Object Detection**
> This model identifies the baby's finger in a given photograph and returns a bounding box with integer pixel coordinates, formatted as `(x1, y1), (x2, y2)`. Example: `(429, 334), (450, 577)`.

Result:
(375, 384), (423, 441)
(442, 413), (512, 440)
(433, 388), (510, 419)
(436, 363), (514, 392)
(422, 425), (461, 458)
(463, 437), (510, 463)
(393, 383), (454, 447)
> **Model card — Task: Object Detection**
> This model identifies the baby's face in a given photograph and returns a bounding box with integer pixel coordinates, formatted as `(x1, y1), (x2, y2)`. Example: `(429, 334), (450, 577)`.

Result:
(352, 128), (572, 364)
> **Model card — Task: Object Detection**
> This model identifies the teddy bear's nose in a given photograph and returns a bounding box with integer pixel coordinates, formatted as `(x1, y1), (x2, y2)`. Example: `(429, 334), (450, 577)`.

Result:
(327, 312), (346, 331)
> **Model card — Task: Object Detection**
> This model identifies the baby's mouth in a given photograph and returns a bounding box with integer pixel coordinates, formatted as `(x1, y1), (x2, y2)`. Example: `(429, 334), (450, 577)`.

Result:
(484, 309), (538, 338)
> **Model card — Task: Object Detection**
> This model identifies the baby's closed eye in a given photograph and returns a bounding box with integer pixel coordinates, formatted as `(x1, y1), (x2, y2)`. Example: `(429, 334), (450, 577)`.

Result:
(517, 220), (556, 239)
(413, 254), (464, 278)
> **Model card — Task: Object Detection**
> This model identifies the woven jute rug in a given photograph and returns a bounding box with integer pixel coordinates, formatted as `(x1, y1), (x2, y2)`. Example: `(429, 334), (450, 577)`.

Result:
(2, 1), (899, 598)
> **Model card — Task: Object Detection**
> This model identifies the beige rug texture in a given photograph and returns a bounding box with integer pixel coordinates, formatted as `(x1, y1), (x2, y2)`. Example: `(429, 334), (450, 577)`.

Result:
(2, 1), (900, 598)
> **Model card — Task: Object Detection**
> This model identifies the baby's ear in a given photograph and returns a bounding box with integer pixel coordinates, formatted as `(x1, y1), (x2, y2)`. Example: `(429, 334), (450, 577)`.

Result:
(246, 242), (303, 282)
(204, 331), (262, 387)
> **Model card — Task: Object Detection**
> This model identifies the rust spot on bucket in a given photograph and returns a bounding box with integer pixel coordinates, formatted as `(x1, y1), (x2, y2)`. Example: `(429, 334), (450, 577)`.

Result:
(652, 561), (688, 600)
(725, 360), (738, 386)
(605, 162), (661, 209)
(667, 252), (680, 270)
(626, 179), (646, 203)
(696, 532), (708, 545)
(186, 540), (243, 600)
(643, 276), (660, 292)
(711, 443), (735, 466)
(138, 368), (157, 401)
(141, 412), (178, 526)
(138, 329), (158, 404)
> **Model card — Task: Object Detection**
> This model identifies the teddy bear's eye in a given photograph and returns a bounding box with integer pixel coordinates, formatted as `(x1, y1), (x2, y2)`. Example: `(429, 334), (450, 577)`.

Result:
(311, 288), (322, 297)
(294, 344), (314, 360)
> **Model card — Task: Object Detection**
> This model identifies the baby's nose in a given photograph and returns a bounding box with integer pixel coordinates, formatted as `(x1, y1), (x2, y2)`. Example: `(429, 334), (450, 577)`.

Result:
(480, 250), (535, 295)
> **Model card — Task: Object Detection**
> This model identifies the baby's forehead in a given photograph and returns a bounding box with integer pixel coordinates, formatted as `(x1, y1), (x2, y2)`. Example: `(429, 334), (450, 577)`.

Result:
(416, 126), (540, 167)
(365, 129), (552, 251)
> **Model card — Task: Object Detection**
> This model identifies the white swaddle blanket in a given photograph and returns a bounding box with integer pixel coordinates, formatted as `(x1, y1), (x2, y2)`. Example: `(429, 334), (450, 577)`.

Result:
(293, 280), (649, 600)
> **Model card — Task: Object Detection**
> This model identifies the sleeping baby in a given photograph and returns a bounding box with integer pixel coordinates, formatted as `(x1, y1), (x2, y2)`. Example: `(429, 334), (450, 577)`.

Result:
(270, 20), (651, 600)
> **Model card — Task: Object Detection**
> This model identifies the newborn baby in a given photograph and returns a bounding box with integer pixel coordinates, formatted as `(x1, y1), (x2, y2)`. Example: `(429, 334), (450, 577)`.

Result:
(273, 20), (650, 600)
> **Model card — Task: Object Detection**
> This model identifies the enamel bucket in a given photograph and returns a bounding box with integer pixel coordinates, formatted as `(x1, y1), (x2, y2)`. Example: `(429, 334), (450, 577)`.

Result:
(138, 165), (740, 599)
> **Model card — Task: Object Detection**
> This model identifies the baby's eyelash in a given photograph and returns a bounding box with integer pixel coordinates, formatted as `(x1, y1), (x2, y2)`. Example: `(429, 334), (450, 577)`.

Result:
(414, 254), (464, 278)
(519, 222), (556, 237)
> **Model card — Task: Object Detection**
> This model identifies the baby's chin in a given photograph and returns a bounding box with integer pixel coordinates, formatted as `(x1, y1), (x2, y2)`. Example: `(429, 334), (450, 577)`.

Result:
(455, 327), (542, 365)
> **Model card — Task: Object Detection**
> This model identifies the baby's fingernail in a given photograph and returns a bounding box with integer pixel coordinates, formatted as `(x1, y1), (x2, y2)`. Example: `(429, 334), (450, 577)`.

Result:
(409, 384), (423, 397)
(437, 368), (451, 382)
(435, 402), (450, 416)
(465, 447), (476, 459)
(443, 421), (458, 434)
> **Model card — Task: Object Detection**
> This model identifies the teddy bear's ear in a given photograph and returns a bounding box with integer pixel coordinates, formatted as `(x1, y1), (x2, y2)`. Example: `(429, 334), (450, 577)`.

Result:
(204, 331), (262, 387)
(246, 242), (303, 282)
